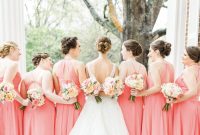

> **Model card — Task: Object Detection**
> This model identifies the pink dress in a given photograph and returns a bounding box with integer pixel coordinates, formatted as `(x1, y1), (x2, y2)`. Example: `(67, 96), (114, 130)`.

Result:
(118, 64), (147, 135)
(0, 73), (23, 135)
(198, 88), (200, 134)
(55, 60), (85, 135)
(23, 80), (55, 135)
(142, 62), (174, 135)
(173, 68), (200, 135)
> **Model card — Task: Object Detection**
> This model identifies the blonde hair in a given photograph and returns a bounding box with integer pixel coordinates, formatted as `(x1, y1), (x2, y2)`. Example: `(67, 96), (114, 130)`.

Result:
(0, 41), (18, 58)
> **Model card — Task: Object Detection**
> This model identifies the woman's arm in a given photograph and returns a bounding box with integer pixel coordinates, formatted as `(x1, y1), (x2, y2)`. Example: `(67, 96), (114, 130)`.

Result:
(42, 71), (76, 104)
(52, 63), (60, 95)
(77, 62), (87, 83)
(174, 69), (198, 103)
(137, 63), (161, 96)
(4, 63), (29, 105)
(119, 62), (127, 82)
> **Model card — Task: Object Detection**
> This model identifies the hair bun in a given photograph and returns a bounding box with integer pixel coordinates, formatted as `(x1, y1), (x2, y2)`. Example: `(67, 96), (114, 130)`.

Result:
(96, 37), (111, 53)
(151, 40), (172, 57)
(123, 39), (143, 56)
(0, 41), (17, 58)
(61, 37), (78, 55)
(164, 42), (171, 49)
(32, 53), (49, 66)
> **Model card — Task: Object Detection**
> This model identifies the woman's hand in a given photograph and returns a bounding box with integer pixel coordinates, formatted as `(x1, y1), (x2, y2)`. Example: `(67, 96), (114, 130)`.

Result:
(66, 97), (77, 104)
(131, 88), (138, 96)
(166, 97), (177, 104)
(22, 99), (30, 106)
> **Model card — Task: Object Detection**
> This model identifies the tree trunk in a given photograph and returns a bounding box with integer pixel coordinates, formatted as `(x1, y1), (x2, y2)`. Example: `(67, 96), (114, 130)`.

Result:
(122, 0), (164, 67)
(82, 0), (164, 67)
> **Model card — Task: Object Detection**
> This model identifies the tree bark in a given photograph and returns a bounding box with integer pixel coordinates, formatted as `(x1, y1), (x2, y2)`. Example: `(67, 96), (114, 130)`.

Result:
(83, 0), (165, 67)
(82, 0), (120, 38)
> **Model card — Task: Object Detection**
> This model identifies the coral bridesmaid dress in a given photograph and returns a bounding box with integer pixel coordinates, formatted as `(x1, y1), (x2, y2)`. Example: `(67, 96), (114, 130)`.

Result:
(23, 80), (55, 135)
(173, 68), (200, 135)
(118, 65), (147, 135)
(55, 60), (85, 135)
(0, 73), (23, 135)
(142, 62), (174, 135)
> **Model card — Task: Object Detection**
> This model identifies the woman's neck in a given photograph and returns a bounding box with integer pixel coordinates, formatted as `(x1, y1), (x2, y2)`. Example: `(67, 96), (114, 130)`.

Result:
(64, 54), (75, 60)
(185, 63), (199, 68)
(35, 65), (44, 71)
(98, 53), (108, 60)
(154, 57), (164, 63)
(4, 56), (15, 61)
(126, 56), (136, 61)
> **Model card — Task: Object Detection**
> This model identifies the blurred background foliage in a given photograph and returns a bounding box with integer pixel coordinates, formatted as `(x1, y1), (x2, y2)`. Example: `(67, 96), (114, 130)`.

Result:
(25, 0), (121, 71)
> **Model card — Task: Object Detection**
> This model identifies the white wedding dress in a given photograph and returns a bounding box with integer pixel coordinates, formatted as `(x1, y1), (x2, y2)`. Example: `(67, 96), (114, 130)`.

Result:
(70, 65), (129, 135)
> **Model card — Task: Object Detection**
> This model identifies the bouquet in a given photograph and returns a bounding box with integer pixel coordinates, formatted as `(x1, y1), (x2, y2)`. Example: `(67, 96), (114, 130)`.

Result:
(125, 74), (144, 101)
(103, 77), (124, 98)
(61, 82), (81, 110)
(0, 82), (16, 103)
(81, 77), (102, 103)
(161, 83), (183, 111)
(27, 88), (45, 108)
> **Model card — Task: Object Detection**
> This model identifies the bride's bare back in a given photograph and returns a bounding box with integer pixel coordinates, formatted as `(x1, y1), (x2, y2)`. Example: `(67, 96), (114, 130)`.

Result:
(86, 37), (118, 84)
(87, 58), (117, 84)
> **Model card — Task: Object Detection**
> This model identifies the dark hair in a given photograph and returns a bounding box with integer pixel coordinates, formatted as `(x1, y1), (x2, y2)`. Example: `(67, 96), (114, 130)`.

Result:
(123, 39), (142, 56)
(186, 46), (200, 63)
(32, 53), (49, 66)
(96, 37), (111, 53)
(150, 40), (171, 58)
(0, 41), (18, 58)
(61, 37), (78, 55)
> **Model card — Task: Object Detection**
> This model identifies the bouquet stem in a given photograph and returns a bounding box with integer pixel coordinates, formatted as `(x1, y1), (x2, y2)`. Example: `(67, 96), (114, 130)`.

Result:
(19, 105), (26, 110)
(74, 102), (81, 110)
(95, 96), (102, 103)
(129, 95), (135, 102)
(162, 103), (171, 111)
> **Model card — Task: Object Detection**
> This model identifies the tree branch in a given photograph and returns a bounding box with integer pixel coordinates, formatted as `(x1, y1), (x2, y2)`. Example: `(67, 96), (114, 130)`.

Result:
(47, 0), (68, 28)
(25, 3), (33, 27)
(43, 0), (56, 26)
(146, 0), (164, 29)
(107, 0), (123, 32)
(146, 28), (166, 40)
(103, 4), (109, 20)
(35, 0), (43, 27)
(82, 0), (120, 38)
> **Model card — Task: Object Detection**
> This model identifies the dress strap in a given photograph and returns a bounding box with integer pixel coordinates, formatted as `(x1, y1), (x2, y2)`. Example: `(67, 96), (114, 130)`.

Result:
(110, 64), (116, 77)
(130, 60), (141, 74)
(86, 65), (94, 78)
(195, 66), (200, 80)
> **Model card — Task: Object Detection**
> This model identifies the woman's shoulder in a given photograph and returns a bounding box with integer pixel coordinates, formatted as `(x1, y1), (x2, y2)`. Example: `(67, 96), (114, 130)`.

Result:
(86, 59), (96, 68)
(183, 67), (196, 76)
(74, 59), (85, 66)
(22, 71), (33, 83)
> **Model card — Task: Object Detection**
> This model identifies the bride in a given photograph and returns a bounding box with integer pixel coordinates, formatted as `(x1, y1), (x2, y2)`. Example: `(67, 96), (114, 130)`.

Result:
(70, 37), (129, 135)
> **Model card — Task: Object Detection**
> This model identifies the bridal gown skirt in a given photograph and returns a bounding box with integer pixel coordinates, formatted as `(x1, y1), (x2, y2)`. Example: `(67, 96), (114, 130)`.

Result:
(70, 96), (129, 135)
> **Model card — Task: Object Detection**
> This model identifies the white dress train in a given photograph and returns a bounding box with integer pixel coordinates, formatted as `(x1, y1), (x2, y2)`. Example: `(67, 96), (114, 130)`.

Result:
(70, 65), (129, 135)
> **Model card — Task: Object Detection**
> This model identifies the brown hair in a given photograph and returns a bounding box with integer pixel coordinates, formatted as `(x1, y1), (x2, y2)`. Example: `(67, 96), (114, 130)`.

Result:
(186, 46), (200, 63)
(96, 37), (111, 53)
(0, 41), (18, 58)
(150, 40), (171, 58)
(123, 39), (143, 56)
(32, 53), (49, 66)
(61, 37), (78, 55)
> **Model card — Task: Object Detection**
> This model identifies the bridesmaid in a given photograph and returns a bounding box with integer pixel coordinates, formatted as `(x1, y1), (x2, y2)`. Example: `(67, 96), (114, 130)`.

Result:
(137, 40), (174, 135)
(20, 53), (56, 135)
(54, 37), (87, 135)
(171, 46), (200, 135)
(0, 41), (28, 135)
(118, 39), (147, 135)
